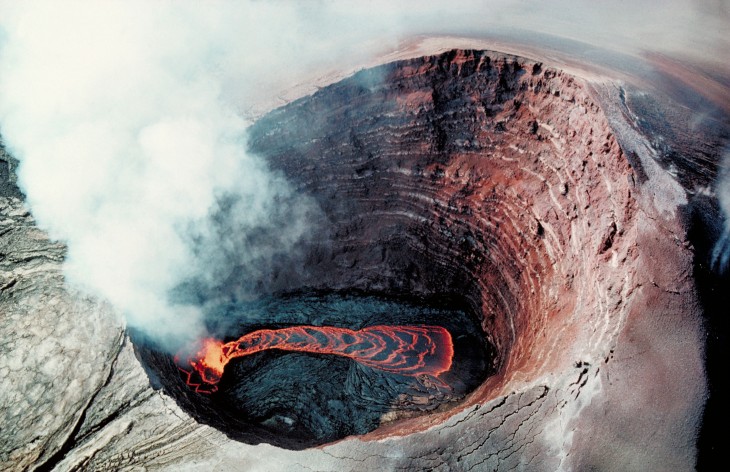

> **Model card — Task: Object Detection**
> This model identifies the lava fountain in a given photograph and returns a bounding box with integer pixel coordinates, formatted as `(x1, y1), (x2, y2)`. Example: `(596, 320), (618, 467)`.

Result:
(178, 325), (454, 393)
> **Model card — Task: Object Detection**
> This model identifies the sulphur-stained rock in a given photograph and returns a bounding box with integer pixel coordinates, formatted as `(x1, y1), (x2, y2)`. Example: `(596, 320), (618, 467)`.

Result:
(0, 48), (716, 471)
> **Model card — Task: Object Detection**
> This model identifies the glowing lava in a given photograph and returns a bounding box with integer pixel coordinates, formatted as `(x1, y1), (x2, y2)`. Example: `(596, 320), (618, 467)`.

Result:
(178, 325), (454, 393)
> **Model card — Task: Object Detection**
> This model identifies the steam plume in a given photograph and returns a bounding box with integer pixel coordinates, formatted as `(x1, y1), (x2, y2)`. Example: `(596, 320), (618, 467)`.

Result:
(0, 1), (726, 350)
(0, 2), (328, 349)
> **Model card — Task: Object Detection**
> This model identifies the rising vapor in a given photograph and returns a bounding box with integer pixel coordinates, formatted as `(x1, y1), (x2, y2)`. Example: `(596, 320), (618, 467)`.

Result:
(0, 0), (726, 350)
(0, 2), (330, 349)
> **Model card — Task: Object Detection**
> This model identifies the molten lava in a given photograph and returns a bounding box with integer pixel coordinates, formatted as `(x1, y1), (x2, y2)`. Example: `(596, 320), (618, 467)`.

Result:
(178, 325), (454, 393)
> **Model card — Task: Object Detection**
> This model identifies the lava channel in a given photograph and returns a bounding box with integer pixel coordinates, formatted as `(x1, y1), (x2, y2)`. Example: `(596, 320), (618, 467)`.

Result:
(177, 325), (454, 393)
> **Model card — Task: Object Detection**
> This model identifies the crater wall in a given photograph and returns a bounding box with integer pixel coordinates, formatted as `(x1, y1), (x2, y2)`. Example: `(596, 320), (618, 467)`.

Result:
(248, 49), (637, 408)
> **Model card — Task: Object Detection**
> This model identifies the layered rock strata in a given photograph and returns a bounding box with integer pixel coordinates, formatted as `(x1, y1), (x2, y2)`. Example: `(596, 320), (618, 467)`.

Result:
(0, 49), (707, 471)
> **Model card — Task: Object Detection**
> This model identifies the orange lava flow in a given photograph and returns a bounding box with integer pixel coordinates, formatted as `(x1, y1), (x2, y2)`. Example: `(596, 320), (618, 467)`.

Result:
(177, 325), (454, 393)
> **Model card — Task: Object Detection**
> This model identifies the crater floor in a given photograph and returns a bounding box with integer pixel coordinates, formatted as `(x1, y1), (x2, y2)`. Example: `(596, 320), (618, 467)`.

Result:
(135, 292), (491, 449)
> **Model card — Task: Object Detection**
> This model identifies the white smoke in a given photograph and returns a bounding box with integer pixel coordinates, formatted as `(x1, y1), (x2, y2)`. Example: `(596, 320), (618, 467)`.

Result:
(0, 1), (331, 349)
(0, 0), (726, 350)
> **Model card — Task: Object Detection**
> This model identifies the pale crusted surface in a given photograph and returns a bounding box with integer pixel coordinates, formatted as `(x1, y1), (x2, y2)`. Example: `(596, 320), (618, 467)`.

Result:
(0, 197), (122, 471)
(0, 49), (707, 472)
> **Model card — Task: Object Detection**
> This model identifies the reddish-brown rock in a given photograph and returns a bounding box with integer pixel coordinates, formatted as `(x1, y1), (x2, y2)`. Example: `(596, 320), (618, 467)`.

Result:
(234, 49), (703, 468)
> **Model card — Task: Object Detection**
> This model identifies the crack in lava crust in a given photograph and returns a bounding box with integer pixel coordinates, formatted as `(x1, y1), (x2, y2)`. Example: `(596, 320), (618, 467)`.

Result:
(178, 325), (454, 393)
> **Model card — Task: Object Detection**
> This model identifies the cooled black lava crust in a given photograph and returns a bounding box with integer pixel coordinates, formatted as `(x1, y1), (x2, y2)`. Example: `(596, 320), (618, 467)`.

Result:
(133, 291), (493, 449)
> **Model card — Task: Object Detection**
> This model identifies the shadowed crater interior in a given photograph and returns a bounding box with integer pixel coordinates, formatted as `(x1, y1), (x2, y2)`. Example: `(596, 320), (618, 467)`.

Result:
(134, 292), (490, 449)
(133, 49), (637, 450)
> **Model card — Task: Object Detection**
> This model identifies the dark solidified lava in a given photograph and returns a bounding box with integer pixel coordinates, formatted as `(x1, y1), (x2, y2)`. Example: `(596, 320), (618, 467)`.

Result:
(135, 293), (491, 449)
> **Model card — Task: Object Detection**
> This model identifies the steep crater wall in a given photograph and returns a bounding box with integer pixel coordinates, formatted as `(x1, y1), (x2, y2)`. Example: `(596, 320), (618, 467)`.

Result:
(135, 49), (639, 448)
(245, 49), (637, 423)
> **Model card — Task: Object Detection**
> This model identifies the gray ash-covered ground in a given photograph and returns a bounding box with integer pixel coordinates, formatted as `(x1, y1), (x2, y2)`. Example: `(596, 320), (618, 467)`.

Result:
(134, 291), (492, 449)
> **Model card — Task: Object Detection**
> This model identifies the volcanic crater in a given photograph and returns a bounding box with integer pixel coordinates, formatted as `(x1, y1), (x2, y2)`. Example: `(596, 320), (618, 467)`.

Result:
(135, 49), (638, 450)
